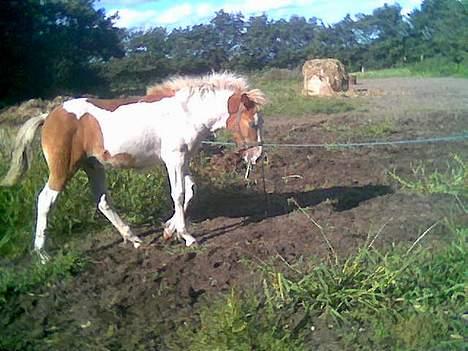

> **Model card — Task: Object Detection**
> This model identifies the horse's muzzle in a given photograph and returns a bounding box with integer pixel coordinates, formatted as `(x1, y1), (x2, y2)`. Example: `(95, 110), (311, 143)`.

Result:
(241, 144), (263, 164)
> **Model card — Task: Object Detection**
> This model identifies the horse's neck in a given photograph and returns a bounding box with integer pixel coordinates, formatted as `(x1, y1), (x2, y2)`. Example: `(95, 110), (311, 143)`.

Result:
(185, 90), (232, 132)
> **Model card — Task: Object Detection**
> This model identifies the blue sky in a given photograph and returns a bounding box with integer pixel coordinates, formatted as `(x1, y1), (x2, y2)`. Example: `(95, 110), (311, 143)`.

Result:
(95, 0), (423, 30)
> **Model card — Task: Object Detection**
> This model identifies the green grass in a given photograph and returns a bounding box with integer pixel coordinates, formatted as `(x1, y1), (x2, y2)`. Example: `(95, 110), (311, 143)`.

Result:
(357, 57), (468, 79)
(389, 155), (467, 198)
(251, 69), (357, 117)
(168, 290), (303, 351)
(0, 251), (84, 305)
(357, 67), (414, 79)
(0, 251), (84, 350)
(325, 118), (396, 141)
(169, 224), (466, 351)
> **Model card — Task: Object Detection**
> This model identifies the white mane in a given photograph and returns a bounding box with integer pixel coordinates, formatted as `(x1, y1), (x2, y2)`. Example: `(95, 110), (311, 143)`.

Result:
(147, 72), (266, 108)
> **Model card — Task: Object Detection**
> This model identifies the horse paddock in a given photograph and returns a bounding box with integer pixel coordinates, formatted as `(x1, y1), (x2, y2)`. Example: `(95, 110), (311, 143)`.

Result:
(1, 77), (467, 349)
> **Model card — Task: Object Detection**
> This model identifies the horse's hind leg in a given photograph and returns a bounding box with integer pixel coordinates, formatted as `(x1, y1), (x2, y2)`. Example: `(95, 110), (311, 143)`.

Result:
(34, 184), (60, 262)
(34, 162), (78, 262)
(83, 160), (141, 248)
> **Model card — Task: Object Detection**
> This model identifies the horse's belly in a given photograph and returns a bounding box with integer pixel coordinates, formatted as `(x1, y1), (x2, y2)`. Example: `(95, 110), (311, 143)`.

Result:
(101, 123), (162, 168)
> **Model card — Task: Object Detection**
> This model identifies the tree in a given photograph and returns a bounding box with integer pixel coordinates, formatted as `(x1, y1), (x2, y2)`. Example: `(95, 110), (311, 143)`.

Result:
(0, 0), (123, 102)
(407, 0), (468, 65)
(354, 4), (409, 68)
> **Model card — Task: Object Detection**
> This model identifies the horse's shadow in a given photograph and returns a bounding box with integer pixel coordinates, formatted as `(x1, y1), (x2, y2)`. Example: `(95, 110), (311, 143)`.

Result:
(190, 184), (393, 222)
(89, 184), (393, 251)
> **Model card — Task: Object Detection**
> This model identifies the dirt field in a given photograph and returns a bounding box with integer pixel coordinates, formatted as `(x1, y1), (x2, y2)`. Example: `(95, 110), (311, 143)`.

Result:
(4, 78), (468, 350)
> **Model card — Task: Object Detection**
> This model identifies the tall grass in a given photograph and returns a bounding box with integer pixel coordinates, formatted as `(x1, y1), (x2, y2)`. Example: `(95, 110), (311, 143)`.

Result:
(389, 155), (467, 198)
(170, 225), (466, 350)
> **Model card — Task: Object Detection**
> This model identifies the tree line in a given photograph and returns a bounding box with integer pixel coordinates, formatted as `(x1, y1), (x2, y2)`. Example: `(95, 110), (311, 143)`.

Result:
(1, 0), (466, 102)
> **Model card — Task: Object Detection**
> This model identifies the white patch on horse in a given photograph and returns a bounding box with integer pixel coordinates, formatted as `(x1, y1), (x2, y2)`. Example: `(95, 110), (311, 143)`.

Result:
(34, 184), (60, 262)
(62, 90), (235, 168)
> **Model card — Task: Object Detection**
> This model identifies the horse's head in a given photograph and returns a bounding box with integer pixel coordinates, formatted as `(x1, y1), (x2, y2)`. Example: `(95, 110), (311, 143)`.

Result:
(226, 90), (265, 164)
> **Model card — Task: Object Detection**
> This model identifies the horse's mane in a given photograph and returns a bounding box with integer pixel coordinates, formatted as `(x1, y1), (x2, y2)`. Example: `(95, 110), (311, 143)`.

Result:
(147, 72), (266, 108)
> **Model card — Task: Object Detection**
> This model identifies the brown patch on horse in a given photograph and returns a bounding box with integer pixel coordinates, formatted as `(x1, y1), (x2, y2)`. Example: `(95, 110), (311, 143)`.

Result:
(227, 93), (242, 114)
(86, 98), (141, 112)
(41, 106), (84, 190)
(225, 93), (259, 148)
(86, 89), (175, 112)
(78, 113), (136, 167)
(102, 151), (136, 168)
(142, 88), (175, 102)
(41, 107), (137, 191)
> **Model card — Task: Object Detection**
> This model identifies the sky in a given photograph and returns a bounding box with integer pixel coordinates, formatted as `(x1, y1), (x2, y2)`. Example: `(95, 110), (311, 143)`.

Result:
(94, 0), (423, 30)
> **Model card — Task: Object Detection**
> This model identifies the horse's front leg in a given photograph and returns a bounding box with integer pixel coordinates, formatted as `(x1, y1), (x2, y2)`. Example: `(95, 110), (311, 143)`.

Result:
(164, 153), (197, 246)
(163, 173), (196, 240)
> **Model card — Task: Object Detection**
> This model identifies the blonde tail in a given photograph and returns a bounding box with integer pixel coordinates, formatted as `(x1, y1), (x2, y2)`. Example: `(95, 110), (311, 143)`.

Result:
(1, 113), (48, 186)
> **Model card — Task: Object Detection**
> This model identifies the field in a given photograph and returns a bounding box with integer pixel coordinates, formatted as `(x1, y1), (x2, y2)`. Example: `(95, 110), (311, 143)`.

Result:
(0, 74), (467, 350)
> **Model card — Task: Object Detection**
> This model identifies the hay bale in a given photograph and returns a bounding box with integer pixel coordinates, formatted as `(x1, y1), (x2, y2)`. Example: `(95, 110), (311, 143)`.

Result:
(302, 59), (349, 96)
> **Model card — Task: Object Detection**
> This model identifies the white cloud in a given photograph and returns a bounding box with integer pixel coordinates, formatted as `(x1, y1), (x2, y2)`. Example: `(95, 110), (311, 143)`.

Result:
(401, 0), (421, 15)
(111, 8), (159, 28)
(157, 3), (194, 24)
(223, 0), (307, 15)
(98, 0), (159, 7)
(196, 3), (214, 17)
(106, 0), (422, 30)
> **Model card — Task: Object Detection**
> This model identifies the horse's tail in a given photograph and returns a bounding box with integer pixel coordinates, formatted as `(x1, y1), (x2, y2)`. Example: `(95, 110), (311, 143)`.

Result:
(1, 113), (48, 186)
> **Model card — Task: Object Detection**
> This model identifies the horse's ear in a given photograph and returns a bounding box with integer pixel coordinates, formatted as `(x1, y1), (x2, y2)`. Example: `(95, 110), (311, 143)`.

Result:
(241, 93), (255, 110)
(228, 93), (241, 114)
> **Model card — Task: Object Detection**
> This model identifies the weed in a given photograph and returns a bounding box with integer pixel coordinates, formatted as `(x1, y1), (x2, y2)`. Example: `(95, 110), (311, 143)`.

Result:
(0, 251), (84, 305)
(168, 290), (304, 351)
(389, 154), (467, 198)
(0, 251), (84, 350)
(174, 224), (466, 350)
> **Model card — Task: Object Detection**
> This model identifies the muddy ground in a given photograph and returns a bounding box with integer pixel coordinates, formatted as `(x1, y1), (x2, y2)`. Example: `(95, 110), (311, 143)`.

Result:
(4, 78), (468, 350)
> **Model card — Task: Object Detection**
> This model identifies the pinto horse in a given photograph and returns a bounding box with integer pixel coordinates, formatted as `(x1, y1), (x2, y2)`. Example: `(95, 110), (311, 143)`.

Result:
(1, 73), (266, 261)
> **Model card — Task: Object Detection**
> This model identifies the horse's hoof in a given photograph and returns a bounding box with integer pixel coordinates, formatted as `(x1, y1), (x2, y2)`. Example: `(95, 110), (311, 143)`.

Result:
(184, 236), (197, 247)
(163, 227), (174, 240)
(34, 249), (50, 264)
(130, 236), (142, 248)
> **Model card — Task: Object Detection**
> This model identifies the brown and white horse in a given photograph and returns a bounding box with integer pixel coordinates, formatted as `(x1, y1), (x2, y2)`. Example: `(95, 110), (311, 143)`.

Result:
(1, 73), (266, 261)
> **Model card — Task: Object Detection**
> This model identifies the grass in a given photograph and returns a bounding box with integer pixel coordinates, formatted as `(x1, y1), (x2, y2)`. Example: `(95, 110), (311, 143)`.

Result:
(167, 156), (467, 350)
(389, 154), (467, 199)
(251, 69), (357, 117)
(357, 57), (468, 79)
(0, 251), (84, 305)
(168, 223), (466, 351)
(168, 290), (304, 351)
(325, 118), (396, 142)
(0, 251), (85, 350)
